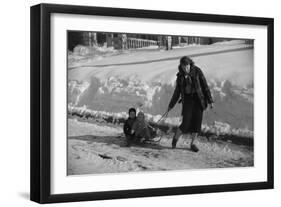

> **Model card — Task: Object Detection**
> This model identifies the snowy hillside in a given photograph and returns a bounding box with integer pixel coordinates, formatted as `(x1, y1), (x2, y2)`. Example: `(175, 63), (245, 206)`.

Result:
(68, 42), (254, 133)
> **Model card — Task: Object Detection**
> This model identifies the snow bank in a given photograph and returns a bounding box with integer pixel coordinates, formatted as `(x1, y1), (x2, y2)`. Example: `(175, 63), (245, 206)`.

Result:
(68, 105), (253, 138)
(68, 43), (254, 131)
(211, 40), (250, 46)
(73, 44), (116, 56)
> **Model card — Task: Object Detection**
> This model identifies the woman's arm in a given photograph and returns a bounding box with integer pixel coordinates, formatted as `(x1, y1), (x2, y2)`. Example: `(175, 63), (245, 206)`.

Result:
(168, 79), (181, 110)
(198, 68), (214, 104)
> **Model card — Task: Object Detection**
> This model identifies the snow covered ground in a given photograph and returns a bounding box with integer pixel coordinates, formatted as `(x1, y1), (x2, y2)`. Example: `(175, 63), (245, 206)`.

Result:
(68, 118), (253, 175)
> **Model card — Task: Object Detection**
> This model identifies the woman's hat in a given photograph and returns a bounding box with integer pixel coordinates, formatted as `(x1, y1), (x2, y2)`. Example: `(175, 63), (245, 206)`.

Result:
(180, 56), (194, 66)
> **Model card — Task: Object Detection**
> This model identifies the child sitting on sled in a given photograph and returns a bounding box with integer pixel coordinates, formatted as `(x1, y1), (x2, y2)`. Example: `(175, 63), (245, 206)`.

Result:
(123, 108), (137, 147)
(131, 111), (157, 143)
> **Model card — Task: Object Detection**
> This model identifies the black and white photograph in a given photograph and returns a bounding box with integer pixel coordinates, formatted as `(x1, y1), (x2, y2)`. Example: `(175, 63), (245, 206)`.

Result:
(67, 31), (254, 175)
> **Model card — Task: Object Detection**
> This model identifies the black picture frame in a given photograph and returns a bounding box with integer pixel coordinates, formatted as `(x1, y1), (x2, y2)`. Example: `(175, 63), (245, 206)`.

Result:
(30, 3), (274, 204)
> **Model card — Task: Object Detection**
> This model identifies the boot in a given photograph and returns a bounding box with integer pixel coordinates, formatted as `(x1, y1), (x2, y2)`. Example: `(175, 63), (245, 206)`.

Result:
(191, 144), (199, 152)
(172, 137), (178, 149)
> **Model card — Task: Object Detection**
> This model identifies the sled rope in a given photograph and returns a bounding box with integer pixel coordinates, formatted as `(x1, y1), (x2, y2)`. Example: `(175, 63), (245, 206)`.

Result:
(156, 110), (169, 124)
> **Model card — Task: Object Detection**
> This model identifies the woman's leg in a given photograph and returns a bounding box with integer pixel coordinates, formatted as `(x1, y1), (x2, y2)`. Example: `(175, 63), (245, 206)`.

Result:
(190, 132), (199, 152)
(190, 133), (198, 145)
(172, 127), (182, 148)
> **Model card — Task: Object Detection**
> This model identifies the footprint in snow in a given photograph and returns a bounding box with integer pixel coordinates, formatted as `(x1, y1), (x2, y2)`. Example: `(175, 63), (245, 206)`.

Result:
(116, 156), (127, 162)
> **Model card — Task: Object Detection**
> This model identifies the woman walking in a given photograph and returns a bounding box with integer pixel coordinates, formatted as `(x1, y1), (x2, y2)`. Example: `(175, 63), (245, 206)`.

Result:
(168, 56), (214, 152)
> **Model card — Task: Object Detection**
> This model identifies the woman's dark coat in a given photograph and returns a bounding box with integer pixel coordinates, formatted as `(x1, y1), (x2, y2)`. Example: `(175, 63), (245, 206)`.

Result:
(168, 65), (213, 112)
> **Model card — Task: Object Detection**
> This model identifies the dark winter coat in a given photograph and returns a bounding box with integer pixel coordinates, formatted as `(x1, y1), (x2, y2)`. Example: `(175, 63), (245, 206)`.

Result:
(123, 118), (136, 136)
(168, 65), (213, 111)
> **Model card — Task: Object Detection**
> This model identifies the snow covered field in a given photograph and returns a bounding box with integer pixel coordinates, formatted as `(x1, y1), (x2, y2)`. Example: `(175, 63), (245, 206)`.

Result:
(67, 41), (254, 175)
